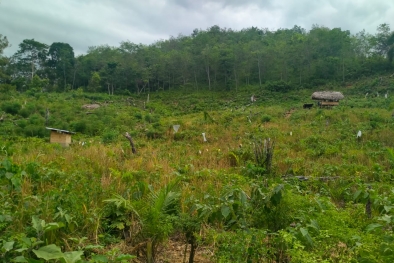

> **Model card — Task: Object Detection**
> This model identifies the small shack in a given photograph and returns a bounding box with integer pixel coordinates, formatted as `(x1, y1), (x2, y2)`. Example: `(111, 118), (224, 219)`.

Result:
(311, 91), (344, 108)
(46, 127), (75, 147)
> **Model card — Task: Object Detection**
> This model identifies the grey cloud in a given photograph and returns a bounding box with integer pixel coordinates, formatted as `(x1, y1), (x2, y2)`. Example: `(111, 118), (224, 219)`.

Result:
(172, 0), (274, 9)
(1, 0), (393, 57)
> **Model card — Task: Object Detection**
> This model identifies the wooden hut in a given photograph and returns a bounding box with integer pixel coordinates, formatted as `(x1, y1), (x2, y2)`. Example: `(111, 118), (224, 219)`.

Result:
(311, 91), (344, 107)
(46, 127), (75, 147)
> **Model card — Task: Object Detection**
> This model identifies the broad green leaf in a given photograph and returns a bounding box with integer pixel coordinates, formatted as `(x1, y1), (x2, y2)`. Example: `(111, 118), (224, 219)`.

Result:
(115, 254), (136, 261)
(110, 222), (125, 230)
(239, 191), (247, 206)
(31, 241), (45, 247)
(365, 223), (383, 233)
(11, 256), (28, 262)
(379, 214), (392, 224)
(91, 255), (109, 262)
(353, 190), (362, 201)
(221, 205), (230, 218)
(11, 176), (22, 190)
(64, 214), (72, 224)
(21, 237), (32, 247)
(62, 251), (84, 263)
(300, 227), (309, 237)
(32, 216), (44, 233)
(3, 241), (15, 252)
(15, 247), (29, 253)
(33, 244), (64, 260)
(26, 259), (44, 263)
(307, 219), (320, 232)
(44, 222), (65, 232)
(384, 206), (394, 213)
(273, 184), (284, 194)
(2, 159), (12, 171)
(300, 227), (314, 246)
(84, 244), (104, 250)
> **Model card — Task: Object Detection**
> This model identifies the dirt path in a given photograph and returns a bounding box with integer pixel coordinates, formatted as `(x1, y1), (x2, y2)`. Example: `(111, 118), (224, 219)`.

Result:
(284, 108), (296, 119)
(157, 240), (213, 263)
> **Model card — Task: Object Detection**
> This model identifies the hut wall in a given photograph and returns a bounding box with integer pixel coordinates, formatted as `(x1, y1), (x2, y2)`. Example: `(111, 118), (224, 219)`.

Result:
(320, 101), (339, 106)
(50, 131), (72, 146)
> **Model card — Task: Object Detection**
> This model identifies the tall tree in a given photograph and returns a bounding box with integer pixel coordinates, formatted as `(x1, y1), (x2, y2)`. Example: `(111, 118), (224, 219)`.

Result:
(47, 42), (75, 91)
(12, 39), (48, 80)
(387, 32), (394, 63)
(0, 34), (9, 83)
(372, 23), (392, 56)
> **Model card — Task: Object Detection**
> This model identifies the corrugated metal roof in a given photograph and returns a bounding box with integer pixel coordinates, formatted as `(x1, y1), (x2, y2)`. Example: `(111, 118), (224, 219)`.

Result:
(46, 127), (75, 134)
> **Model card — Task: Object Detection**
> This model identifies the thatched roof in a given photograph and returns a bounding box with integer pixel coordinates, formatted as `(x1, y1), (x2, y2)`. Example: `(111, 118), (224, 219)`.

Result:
(311, 91), (344, 101)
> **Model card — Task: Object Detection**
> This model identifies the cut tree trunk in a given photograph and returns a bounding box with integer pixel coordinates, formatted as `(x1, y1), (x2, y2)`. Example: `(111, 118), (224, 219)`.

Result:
(124, 132), (137, 154)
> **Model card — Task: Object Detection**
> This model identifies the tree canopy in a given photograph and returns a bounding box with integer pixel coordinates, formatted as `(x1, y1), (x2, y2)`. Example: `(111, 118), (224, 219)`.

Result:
(1, 23), (394, 94)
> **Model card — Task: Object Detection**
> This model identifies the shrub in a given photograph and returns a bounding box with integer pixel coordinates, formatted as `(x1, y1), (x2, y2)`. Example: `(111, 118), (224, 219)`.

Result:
(29, 113), (45, 125)
(146, 128), (163, 139)
(1, 101), (22, 115)
(265, 80), (294, 92)
(102, 129), (119, 144)
(261, 114), (272, 123)
(16, 119), (28, 129)
(18, 105), (35, 118)
(134, 112), (143, 120)
(213, 229), (273, 262)
(24, 125), (46, 138)
(0, 84), (17, 93)
(145, 114), (160, 123)
(72, 120), (87, 133)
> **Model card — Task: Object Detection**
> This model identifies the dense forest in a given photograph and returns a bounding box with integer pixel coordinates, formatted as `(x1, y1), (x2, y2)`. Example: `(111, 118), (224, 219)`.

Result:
(1, 23), (394, 95)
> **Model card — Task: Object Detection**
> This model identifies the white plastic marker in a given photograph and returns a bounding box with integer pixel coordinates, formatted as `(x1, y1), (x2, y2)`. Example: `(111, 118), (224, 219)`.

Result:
(290, 131), (292, 136)
(357, 130), (362, 138)
(385, 93), (388, 99)
(202, 133), (207, 142)
(173, 125), (180, 133)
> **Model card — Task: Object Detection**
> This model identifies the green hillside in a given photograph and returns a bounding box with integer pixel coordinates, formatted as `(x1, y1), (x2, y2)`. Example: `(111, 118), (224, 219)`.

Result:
(1, 72), (394, 262)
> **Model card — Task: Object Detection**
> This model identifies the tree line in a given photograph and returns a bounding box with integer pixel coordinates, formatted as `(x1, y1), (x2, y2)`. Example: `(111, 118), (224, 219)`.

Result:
(1, 23), (394, 94)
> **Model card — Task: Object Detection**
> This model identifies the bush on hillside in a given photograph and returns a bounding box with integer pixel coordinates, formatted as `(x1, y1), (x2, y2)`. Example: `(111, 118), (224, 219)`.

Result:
(1, 101), (22, 115)
(265, 81), (294, 92)
(102, 129), (119, 144)
(24, 125), (46, 138)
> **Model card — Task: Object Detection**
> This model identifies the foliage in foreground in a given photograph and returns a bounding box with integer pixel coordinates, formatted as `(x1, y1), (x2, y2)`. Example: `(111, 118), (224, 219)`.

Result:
(1, 78), (394, 262)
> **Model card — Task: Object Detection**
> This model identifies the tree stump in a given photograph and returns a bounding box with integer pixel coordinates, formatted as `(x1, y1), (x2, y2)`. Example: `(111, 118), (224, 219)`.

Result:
(124, 132), (137, 154)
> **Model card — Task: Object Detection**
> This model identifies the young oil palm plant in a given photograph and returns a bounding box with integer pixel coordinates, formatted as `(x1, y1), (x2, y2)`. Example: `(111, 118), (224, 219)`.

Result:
(104, 178), (181, 263)
(140, 178), (181, 262)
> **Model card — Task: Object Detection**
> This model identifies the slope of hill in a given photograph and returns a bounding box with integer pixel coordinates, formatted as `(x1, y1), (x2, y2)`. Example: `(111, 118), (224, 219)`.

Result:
(1, 75), (394, 262)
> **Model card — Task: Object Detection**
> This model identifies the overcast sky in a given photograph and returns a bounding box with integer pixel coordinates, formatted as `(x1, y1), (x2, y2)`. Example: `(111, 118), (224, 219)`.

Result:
(1, 0), (393, 56)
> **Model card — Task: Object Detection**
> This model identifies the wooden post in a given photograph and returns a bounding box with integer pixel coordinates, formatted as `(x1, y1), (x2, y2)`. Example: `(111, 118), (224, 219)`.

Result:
(124, 132), (137, 154)
(147, 239), (153, 263)
(45, 108), (49, 126)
